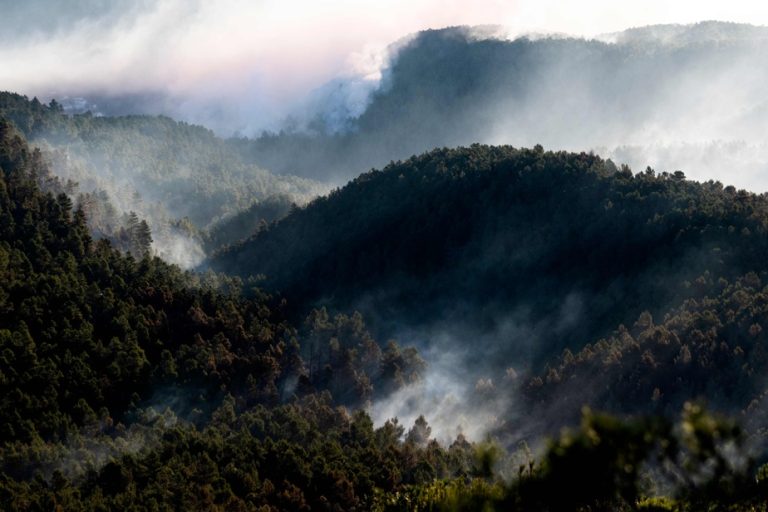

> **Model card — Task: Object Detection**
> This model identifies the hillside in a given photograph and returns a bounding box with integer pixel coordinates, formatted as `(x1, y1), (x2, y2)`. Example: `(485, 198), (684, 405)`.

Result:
(238, 22), (768, 187)
(203, 194), (297, 252)
(0, 92), (326, 267)
(4, 116), (768, 510)
(0, 117), (458, 509)
(208, 143), (768, 491)
(212, 145), (768, 371)
(522, 272), (768, 427)
(11, 5), (768, 509)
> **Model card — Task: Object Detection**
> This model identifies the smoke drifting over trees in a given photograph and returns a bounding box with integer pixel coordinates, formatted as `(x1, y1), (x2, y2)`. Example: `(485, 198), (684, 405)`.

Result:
(8, 10), (768, 509)
(0, 92), (326, 267)
(240, 22), (768, 191)
(212, 143), (768, 444)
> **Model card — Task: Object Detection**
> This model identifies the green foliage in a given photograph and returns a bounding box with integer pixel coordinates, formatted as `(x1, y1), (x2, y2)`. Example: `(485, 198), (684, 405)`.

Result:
(0, 119), (440, 510)
(373, 478), (506, 512)
(524, 273), (768, 432)
(0, 91), (325, 258)
(214, 144), (768, 374)
(375, 406), (767, 512)
(7, 100), (768, 510)
(0, 394), (481, 511)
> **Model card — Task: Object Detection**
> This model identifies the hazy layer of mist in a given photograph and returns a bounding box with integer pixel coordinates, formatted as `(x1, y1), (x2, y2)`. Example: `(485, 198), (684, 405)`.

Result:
(31, 117), (326, 268)
(366, 291), (591, 443)
(241, 22), (768, 192)
(1, 0), (598, 135)
(369, 346), (511, 443)
(6, 0), (768, 137)
(9, 13), (768, 190)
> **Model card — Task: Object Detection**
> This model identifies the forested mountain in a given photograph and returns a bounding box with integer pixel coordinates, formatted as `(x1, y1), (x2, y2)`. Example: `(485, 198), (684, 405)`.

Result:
(212, 144), (768, 438)
(238, 22), (768, 188)
(6, 113), (768, 508)
(9, 1), (768, 506)
(212, 145), (768, 363)
(0, 92), (325, 267)
(0, 118), (436, 509)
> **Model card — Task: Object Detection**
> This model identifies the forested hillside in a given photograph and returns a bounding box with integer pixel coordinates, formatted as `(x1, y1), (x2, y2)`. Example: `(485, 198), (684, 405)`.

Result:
(210, 143), (768, 465)
(212, 145), (768, 368)
(0, 119), (437, 510)
(0, 92), (325, 267)
(203, 194), (296, 253)
(238, 22), (768, 186)
(522, 273), (768, 430)
(6, 117), (768, 509)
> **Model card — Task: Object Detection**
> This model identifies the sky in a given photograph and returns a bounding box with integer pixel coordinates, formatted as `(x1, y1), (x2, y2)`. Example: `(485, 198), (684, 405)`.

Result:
(2, 0), (768, 133)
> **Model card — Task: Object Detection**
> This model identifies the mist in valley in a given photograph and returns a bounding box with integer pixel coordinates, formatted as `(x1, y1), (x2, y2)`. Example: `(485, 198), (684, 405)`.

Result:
(0, 96), (327, 268)
(9, 18), (768, 442)
(7, 3), (768, 507)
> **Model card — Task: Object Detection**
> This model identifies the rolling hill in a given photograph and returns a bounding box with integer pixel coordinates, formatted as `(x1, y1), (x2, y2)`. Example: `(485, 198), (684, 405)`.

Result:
(213, 145), (768, 367)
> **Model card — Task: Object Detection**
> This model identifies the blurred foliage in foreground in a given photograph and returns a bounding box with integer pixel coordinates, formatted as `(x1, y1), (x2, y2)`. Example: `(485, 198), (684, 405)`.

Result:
(375, 404), (768, 512)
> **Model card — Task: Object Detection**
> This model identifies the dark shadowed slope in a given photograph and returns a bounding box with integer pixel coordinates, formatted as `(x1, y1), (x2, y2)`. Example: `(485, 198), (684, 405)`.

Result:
(212, 144), (768, 371)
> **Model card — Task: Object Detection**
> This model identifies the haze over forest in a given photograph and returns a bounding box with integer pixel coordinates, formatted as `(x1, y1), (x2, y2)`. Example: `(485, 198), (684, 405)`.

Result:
(5, 1), (768, 191)
(5, 1), (768, 510)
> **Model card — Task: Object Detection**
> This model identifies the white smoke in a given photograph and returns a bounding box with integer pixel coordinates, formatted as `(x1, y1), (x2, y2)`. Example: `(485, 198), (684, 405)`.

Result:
(369, 347), (510, 443)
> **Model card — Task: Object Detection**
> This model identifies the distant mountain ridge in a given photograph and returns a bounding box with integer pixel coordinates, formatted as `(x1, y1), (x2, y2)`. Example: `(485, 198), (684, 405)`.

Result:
(598, 20), (768, 45)
(0, 91), (326, 266)
(239, 21), (768, 190)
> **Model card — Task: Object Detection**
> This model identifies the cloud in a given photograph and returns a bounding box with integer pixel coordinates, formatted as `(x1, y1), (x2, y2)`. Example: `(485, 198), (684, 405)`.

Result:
(3, 0), (768, 134)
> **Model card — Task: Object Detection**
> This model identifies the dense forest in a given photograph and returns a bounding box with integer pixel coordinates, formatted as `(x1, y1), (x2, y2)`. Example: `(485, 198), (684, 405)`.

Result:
(0, 114), (768, 511)
(0, 118), (429, 509)
(7, 22), (768, 509)
(212, 145), (768, 367)
(212, 143), (768, 462)
(235, 22), (768, 187)
(0, 92), (324, 267)
(9, 2), (768, 507)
